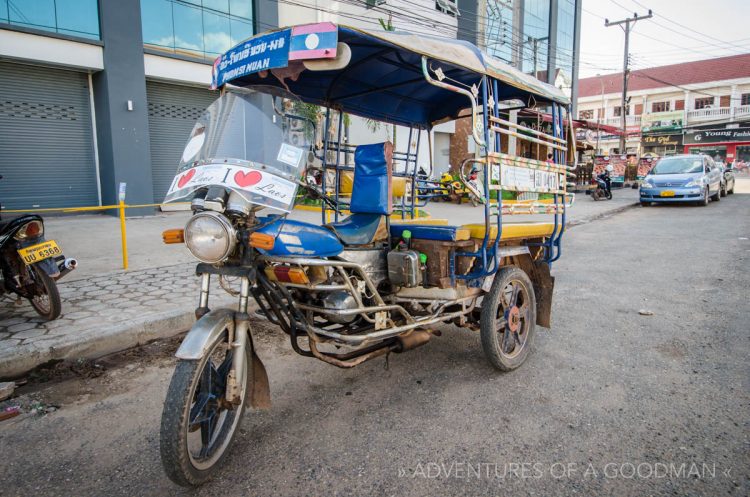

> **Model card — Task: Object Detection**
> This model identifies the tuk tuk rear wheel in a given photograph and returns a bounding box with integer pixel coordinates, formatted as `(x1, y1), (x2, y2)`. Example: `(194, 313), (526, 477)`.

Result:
(480, 267), (536, 371)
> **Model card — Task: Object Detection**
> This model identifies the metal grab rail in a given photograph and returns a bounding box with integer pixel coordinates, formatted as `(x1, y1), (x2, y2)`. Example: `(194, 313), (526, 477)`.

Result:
(489, 123), (567, 152)
(421, 56), (485, 148)
(488, 115), (566, 145)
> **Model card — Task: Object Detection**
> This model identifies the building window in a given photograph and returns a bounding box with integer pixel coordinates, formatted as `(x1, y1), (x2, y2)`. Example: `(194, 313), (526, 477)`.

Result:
(674, 99), (685, 111)
(694, 97), (714, 110)
(652, 101), (670, 113)
(579, 110), (594, 119)
(613, 105), (629, 117)
(521, 0), (550, 76)
(720, 95), (731, 108)
(366, 0), (387, 8)
(0, 0), (100, 39)
(141, 0), (254, 60)
(485, 0), (514, 64)
(742, 93), (750, 106)
(435, 0), (460, 17)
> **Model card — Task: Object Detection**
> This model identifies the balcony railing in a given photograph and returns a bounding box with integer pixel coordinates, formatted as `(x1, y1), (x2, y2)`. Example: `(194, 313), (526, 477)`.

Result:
(603, 116), (642, 126)
(582, 104), (750, 131)
(686, 107), (732, 122)
(735, 104), (750, 119)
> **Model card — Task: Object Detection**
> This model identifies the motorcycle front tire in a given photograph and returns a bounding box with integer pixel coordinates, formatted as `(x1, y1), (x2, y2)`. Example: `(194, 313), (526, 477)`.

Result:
(160, 330), (251, 487)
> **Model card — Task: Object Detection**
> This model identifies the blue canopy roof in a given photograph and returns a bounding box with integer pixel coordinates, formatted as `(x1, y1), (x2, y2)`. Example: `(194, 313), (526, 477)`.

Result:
(217, 24), (570, 129)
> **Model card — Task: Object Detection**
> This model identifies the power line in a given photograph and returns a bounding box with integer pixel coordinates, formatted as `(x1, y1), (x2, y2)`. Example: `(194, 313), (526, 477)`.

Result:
(628, 0), (750, 53)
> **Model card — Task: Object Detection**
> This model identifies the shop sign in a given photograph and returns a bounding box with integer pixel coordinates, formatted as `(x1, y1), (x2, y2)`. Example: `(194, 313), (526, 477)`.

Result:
(641, 111), (683, 132)
(642, 134), (682, 147)
(684, 126), (750, 145)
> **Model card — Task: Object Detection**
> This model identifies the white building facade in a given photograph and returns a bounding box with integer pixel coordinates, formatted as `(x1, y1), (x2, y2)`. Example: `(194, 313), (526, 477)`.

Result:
(576, 54), (750, 163)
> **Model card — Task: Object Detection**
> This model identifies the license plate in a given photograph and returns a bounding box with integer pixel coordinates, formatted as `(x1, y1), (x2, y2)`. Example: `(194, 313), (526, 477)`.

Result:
(17, 240), (62, 265)
(660, 190), (675, 197)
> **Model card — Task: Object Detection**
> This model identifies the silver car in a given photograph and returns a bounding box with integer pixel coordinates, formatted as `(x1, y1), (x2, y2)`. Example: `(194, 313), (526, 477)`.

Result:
(640, 154), (723, 206)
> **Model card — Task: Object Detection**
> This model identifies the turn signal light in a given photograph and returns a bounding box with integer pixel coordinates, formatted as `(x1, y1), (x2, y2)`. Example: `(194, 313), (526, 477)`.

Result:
(162, 229), (185, 244)
(249, 232), (275, 250)
(265, 265), (309, 284)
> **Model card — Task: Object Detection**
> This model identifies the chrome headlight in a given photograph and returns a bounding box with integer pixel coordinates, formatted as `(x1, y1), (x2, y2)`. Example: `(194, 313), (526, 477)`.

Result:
(641, 180), (654, 189)
(684, 179), (701, 187)
(184, 212), (237, 263)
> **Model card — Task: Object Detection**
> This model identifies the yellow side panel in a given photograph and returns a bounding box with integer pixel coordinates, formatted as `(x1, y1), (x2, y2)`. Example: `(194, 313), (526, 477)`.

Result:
(462, 222), (557, 240)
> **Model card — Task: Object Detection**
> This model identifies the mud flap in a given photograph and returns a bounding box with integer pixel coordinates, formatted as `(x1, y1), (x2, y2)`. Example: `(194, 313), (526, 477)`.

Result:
(532, 262), (554, 328)
(248, 333), (272, 410)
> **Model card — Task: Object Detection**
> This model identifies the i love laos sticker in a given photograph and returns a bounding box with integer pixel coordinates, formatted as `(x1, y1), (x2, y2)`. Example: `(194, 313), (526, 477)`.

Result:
(168, 164), (296, 206)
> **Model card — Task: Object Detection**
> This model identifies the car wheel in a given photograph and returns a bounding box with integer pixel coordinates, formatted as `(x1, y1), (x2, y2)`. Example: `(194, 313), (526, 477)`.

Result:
(640, 201), (650, 207)
(699, 187), (709, 206)
(728, 182), (734, 194)
(711, 186), (720, 201)
(720, 182), (727, 197)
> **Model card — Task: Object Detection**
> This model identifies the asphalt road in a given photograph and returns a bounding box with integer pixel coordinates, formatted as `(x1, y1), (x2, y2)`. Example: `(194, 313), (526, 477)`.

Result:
(1, 180), (748, 497)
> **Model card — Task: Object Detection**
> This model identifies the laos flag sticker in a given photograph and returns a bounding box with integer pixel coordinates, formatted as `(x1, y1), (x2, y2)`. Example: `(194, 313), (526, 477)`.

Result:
(289, 22), (338, 60)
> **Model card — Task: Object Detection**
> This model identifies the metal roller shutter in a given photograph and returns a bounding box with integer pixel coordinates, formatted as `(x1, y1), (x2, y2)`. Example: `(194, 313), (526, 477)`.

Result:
(0, 62), (98, 210)
(146, 81), (217, 201)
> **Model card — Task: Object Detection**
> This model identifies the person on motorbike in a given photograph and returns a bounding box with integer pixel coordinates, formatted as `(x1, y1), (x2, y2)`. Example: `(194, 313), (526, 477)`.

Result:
(598, 165), (613, 196)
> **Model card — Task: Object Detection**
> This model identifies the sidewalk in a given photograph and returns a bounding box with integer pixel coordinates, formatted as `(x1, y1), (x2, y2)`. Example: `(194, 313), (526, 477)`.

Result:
(0, 187), (640, 378)
(0, 264), (234, 378)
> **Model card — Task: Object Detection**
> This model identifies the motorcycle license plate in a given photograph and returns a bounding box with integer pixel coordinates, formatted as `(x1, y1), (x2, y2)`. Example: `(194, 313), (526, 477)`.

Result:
(17, 240), (62, 265)
(660, 190), (675, 197)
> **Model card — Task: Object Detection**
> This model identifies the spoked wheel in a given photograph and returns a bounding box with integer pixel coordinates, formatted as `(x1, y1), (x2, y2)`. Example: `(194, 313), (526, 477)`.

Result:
(480, 267), (537, 371)
(160, 330), (250, 487)
(606, 190), (613, 200)
(28, 265), (61, 321)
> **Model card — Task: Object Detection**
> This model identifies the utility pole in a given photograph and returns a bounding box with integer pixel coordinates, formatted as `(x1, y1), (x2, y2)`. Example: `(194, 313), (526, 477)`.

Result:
(605, 10), (652, 155)
(526, 35), (549, 79)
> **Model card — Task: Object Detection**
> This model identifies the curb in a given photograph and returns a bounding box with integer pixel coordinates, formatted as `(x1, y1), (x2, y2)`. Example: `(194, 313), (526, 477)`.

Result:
(566, 201), (640, 228)
(0, 297), (237, 379)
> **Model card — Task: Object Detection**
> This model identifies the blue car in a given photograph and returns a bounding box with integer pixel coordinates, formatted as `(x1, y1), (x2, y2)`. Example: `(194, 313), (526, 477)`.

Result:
(640, 154), (723, 206)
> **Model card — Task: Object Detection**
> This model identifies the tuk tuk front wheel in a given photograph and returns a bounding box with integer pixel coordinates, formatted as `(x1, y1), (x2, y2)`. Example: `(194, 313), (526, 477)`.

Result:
(160, 329), (250, 487)
(480, 267), (536, 371)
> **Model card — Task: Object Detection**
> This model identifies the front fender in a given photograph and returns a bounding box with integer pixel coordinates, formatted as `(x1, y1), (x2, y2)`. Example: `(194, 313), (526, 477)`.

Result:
(175, 308), (235, 360)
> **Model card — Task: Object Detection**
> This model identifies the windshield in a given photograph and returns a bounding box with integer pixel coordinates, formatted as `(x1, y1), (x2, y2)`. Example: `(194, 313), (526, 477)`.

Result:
(163, 88), (314, 212)
(650, 157), (704, 175)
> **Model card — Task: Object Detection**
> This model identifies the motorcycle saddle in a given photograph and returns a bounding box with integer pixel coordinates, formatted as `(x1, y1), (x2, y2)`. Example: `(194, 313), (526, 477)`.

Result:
(325, 141), (392, 246)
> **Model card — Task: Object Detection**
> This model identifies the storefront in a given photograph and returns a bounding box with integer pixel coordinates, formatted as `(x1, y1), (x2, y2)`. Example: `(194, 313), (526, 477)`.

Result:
(684, 125), (750, 165)
(641, 133), (683, 156)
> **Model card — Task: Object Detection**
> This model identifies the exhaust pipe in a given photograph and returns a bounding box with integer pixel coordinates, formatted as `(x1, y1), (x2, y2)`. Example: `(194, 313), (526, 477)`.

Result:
(56, 258), (77, 280)
(394, 330), (432, 353)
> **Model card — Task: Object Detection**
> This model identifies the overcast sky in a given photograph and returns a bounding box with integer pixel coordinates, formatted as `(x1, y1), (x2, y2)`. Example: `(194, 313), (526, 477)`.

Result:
(579, 0), (750, 79)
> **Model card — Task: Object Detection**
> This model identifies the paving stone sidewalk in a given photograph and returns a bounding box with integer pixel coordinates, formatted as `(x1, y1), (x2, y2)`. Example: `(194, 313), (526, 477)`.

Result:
(0, 264), (234, 378)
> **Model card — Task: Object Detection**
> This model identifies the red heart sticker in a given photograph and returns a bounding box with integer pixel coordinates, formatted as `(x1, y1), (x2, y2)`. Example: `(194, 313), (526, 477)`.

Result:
(234, 170), (262, 188)
(177, 169), (196, 188)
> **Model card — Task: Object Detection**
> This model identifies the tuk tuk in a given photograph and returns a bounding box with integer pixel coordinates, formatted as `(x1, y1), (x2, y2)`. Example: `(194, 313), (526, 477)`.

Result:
(159, 23), (575, 486)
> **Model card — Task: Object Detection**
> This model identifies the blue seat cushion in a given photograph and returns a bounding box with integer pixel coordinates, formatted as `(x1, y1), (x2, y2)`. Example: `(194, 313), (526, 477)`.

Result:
(389, 224), (468, 242)
(326, 213), (385, 246)
(350, 142), (393, 215)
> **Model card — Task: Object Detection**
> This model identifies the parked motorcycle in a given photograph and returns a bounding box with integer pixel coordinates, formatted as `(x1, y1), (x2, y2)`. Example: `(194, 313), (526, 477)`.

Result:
(0, 176), (76, 320)
(591, 166), (613, 201)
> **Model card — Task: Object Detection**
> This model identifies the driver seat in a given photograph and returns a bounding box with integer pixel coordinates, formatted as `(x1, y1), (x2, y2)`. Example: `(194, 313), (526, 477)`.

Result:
(325, 142), (392, 246)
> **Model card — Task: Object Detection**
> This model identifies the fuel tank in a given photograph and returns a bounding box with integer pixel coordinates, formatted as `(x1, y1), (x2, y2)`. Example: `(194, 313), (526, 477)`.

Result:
(254, 217), (343, 257)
